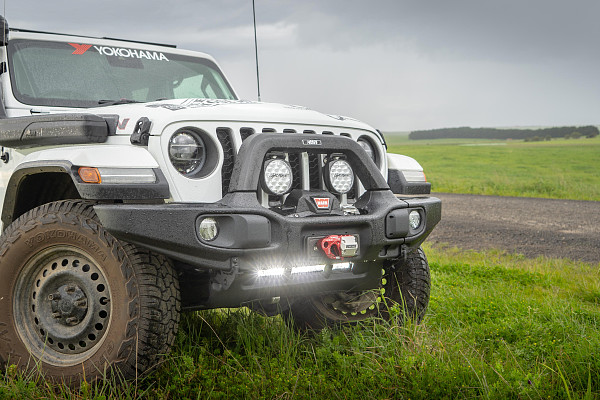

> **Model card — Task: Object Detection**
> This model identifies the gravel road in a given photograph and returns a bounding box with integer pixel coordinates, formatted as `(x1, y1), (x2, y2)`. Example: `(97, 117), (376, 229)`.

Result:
(425, 193), (600, 264)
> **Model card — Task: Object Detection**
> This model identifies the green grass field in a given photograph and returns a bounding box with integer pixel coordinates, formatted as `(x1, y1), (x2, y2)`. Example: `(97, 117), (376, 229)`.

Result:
(2, 135), (599, 399)
(385, 135), (600, 201)
(2, 244), (599, 399)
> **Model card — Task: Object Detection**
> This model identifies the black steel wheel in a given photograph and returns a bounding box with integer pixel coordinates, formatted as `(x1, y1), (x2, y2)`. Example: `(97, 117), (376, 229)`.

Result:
(0, 201), (180, 383)
(14, 246), (113, 365)
(287, 247), (431, 330)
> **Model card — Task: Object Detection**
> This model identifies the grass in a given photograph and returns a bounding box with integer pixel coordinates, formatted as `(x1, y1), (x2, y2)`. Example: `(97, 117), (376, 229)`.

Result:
(385, 135), (600, 201)
(2, 244), (599, 399)
(2, 134), (598, 398)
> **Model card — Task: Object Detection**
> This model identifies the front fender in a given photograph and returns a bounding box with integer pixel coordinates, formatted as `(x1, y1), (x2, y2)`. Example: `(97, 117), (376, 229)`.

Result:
(20, 145), (160, 168)
(386, 153), (431, 195)
(1, 145), (169, 228)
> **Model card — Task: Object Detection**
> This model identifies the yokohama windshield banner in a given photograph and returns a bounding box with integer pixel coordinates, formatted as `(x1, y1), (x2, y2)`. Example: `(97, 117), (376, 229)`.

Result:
(69, 43), (169, 61)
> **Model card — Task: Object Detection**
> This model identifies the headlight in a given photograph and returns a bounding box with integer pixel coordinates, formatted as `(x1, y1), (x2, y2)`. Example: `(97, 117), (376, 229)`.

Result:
(324, 158), (354, 194)
(357, 138), (377, 163)
(169, 131), (206, 175)
(261, 158), (293, 195)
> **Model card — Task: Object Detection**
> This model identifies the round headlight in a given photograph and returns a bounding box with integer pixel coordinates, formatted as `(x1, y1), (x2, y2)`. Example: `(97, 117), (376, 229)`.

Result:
(262, 158), (293, 195)
(358, 138), (377, 163)
(325, 159), (354, 194)
(409, 210), (421, 230)
(169, 131), (206, 175)
(198, 217), (219, 241)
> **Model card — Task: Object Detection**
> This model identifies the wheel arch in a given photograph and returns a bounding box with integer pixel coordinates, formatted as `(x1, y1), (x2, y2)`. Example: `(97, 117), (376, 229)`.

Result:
(1, 160), (170, 229)
(2, 163), (81, 228)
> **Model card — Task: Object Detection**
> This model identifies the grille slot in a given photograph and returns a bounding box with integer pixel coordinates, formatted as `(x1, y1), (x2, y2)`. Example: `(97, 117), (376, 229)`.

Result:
(308, 153), (321, 190)
(240, 127), (255, 141)
(216, 127), (235, 197)
(288, 153), (302, 190)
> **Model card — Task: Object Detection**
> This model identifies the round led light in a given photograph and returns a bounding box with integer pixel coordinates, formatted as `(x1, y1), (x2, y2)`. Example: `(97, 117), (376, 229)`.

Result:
(409, 210), (421, 230)
(169, 131), (206, 175)
(198, 217), (219, 241)
(326, 159), (354, 194)
(262, 158), (293, 195)
(358, 138), (377, 163)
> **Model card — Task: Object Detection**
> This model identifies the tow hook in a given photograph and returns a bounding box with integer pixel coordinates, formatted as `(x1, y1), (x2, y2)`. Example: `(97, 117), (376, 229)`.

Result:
(318, 235), (359, 260)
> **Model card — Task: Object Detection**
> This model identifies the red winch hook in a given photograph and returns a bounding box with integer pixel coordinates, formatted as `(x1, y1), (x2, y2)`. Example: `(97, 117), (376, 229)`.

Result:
(318, 235), (344, 260)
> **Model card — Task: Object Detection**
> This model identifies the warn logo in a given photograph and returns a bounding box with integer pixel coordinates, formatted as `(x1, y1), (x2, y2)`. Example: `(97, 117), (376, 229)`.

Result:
(313, 197), (330, 210)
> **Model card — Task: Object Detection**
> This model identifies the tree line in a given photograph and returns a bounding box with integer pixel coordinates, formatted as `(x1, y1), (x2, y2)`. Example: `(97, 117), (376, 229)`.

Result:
(409, 126), (599, 140)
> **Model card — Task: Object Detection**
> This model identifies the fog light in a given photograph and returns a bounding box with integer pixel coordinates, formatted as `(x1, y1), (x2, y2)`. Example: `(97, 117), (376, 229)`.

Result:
(324, 158), (354, 194)
(198, 217), (219, 241)
(409, 210), (421, 230)
(262, 158), (293, 195)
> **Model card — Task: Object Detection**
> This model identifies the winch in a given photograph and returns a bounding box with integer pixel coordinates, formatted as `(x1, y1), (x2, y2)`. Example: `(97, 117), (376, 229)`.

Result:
(318, 235), (359, 260)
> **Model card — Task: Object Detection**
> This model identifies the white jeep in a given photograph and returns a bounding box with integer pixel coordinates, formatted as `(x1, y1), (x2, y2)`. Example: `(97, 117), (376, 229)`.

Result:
(0, 17), (441, 383)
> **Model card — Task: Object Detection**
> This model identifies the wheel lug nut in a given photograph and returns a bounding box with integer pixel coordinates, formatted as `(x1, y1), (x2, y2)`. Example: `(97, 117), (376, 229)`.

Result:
(75, 299), (87, 308)
(52, 312), (62, 319)
(66, 317), (79, 325)
(66, 285), (76, 293)
(48, 293), (61, 301)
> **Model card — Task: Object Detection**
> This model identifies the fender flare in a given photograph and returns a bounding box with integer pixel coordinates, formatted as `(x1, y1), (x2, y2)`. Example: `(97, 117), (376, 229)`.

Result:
(386, 153), (431, 195)
(1, 161), (169, 228)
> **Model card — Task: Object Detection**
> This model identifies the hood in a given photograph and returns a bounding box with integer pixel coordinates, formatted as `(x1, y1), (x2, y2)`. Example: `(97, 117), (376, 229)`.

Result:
(93, 99), (376, 135)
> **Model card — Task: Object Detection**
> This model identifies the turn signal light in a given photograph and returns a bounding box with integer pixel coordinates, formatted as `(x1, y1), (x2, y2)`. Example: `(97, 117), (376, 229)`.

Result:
(78, 167), (101, 184)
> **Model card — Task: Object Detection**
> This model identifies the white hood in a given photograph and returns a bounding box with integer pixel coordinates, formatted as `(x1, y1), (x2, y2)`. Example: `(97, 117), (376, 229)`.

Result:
(94, 99), (376, 136)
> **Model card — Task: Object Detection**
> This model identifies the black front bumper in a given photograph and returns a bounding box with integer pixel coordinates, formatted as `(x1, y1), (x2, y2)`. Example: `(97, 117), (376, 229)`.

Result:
(93, 133), (441, 308)
(94, 190), (440, 270)
(94, 191), (440, 308)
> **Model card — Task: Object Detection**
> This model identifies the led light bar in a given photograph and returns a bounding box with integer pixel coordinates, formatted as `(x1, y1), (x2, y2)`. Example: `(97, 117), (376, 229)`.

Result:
(256, 267), (286, 277)
(331, 262), (353, 272)
(256, 262), (354, 278)
(291, 265), (325, 274)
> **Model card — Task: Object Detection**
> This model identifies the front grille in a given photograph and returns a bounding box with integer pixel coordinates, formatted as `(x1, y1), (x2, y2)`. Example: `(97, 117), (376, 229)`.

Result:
(214, 125), (382, 205)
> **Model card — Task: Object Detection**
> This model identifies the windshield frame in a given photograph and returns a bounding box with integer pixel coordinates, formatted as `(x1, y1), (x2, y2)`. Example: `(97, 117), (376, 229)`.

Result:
(7, 38), (238, 108)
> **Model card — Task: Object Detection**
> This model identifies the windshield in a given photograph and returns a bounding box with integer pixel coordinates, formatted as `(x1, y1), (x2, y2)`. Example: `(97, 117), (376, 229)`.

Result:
(7, 39), (237, 108)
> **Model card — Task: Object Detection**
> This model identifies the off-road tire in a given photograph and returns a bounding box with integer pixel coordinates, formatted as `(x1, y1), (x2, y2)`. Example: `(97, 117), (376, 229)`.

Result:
(0, 200), (180, 383)
(287, 247), (430, 330)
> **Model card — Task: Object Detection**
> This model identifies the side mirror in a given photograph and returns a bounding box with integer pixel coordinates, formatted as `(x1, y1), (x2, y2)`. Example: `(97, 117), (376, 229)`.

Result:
(0, 15), (8, 46)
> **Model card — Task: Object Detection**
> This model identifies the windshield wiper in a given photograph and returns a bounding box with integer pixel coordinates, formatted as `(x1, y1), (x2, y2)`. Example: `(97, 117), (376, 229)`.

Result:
(98, 99), (142, 106)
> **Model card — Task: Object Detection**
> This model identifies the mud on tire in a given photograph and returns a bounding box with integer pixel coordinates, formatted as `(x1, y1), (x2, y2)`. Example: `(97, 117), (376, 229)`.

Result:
(0, 200), (180, 383)
(287, 247), (431, 330)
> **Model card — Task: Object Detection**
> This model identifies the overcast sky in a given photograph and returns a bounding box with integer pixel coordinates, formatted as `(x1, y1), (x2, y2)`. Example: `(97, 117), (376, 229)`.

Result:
(5, 1), (600, 131)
